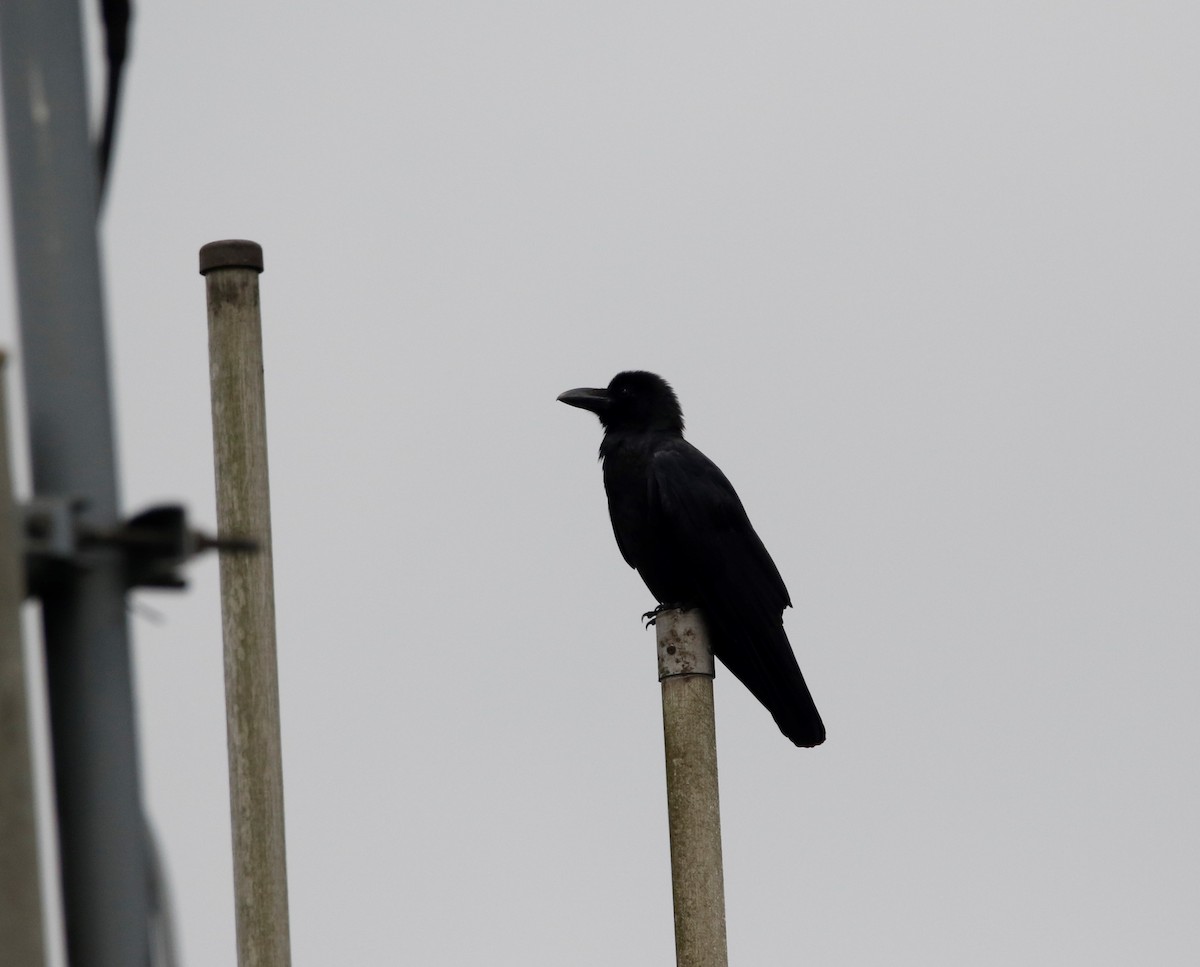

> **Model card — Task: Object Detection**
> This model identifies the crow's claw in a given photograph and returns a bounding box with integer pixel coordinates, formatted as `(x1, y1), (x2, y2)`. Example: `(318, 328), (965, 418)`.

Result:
(642, 603), (690, 628)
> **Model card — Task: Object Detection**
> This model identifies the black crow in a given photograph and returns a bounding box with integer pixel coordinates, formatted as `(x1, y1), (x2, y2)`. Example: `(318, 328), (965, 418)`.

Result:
(558, 370), (825, 747)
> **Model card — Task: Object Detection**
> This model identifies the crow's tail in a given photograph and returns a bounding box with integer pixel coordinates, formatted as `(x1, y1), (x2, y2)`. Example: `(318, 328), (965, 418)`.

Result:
(708, 613), (825, 748)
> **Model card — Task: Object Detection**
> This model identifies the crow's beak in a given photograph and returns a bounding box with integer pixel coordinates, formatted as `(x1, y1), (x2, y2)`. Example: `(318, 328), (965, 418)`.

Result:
(557, 387), (610, 414)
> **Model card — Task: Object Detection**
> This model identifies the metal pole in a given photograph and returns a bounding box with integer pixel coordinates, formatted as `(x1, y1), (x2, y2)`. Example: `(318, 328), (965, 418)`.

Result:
(199, 240), (292, 967)
(0, 3), (151, 965)
(656, 609), (729, 967)
(0, 351), (47, 967)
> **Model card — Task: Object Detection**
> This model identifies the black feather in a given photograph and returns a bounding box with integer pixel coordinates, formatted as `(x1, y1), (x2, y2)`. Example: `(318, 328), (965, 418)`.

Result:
(559, 371), (825, 747)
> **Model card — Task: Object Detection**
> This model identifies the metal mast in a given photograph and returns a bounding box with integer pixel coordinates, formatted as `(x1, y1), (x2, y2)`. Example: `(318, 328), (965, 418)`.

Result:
(0, 0), (151, 963)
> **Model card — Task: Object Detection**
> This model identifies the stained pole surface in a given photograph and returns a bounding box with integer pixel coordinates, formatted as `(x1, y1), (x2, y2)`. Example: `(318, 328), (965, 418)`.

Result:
(1, 1), (150, 964)
(200, 240), (292, 967)
(656, 609), (729, 967)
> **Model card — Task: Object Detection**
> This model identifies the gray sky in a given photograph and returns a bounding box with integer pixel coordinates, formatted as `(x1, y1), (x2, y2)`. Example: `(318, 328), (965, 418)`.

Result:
(2, 2), (1198, 964)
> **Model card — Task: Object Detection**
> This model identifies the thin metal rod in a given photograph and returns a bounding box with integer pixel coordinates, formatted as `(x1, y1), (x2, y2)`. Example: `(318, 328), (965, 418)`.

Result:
(0, 2), (150, 965)
(0, 351), (47, 967)
(656, 609), (729, 967)
(200, 239), (292, 967)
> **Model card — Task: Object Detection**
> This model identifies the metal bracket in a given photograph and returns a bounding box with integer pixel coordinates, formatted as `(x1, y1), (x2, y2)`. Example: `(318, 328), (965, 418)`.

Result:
(22, 499), (256, 597)
(23, 495), (88, 594)
(24, 495), (86, 560)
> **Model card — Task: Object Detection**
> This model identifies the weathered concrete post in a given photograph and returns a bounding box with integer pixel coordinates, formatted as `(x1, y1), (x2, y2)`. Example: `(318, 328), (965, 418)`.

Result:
(656, 608), (729, 967)
(200, 239), (292, 967)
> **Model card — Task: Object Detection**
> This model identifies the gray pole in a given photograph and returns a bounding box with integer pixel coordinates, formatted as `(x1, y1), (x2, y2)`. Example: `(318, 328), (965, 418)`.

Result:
(199, 240), (292, 967)
(0, 351), (47, 967)
(656, 609), (729, 967)
(0, 2), (151, 966)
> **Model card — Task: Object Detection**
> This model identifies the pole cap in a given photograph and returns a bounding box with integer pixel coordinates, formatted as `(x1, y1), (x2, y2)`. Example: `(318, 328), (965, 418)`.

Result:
(655, 609), (715, 680)
(199, 239), (264, 275)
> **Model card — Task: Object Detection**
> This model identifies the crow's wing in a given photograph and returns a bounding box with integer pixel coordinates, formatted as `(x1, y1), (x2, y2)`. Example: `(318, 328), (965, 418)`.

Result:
(648, 439), (824, 747)
(647, 439), (791, 615)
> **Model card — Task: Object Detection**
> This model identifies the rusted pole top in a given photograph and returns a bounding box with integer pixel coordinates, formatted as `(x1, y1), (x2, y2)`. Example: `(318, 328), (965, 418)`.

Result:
(199, 239), (264, 275)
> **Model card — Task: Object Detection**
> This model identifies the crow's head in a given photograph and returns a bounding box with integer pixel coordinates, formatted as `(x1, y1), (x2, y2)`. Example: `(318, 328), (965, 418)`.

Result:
(558, 370), (684, 434)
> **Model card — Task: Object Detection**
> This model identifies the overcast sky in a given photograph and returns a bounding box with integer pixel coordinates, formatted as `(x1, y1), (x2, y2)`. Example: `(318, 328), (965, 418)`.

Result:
(2, 2), (1198, 964)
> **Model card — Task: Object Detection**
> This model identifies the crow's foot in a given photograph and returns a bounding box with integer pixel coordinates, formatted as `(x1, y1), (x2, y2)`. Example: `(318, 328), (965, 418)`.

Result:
(642, 603), (691, 628)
